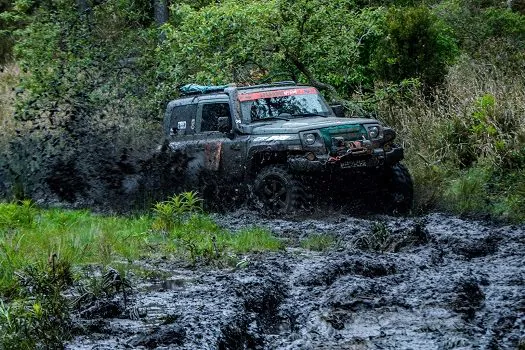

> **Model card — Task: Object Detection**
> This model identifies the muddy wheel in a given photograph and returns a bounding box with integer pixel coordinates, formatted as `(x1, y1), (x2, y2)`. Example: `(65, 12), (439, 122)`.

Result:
(385, 163), (413, 215)
(253, 165), (305, 213)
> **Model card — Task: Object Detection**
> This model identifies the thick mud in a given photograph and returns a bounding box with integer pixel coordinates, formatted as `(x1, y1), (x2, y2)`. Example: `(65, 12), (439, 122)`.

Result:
(66, 212), (524, 349)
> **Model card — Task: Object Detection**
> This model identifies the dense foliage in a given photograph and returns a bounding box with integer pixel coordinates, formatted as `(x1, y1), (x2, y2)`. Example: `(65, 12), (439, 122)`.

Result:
(0, 0), (524, 219)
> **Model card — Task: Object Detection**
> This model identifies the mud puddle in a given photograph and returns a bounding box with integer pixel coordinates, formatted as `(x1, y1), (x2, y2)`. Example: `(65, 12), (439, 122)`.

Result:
(66, 212), (525, 349)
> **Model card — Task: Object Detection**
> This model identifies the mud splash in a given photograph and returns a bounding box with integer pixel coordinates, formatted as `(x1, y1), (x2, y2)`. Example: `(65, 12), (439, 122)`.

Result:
(67, 212), (525, 349)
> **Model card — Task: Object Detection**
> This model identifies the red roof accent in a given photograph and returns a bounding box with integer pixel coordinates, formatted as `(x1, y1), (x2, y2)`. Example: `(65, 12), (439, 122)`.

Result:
(238, 87), (318, 102)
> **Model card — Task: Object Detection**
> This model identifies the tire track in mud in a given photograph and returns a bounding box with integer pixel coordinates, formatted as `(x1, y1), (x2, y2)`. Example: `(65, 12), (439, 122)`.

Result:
(67, 212), (525, 349)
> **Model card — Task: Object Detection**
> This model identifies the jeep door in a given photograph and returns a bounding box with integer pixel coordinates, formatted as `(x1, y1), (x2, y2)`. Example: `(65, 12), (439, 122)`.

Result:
(195, 100), (246, 181)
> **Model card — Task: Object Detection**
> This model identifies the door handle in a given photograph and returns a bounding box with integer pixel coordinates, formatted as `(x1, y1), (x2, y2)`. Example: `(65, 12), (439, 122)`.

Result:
(230, 143), (241, 151)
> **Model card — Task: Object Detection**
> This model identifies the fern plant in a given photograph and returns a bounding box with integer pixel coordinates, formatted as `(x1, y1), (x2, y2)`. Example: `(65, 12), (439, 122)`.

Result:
(152, 191), (203, 232)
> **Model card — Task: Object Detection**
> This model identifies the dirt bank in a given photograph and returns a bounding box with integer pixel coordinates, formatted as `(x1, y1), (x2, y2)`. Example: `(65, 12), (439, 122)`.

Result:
(67, 212), (524, 349)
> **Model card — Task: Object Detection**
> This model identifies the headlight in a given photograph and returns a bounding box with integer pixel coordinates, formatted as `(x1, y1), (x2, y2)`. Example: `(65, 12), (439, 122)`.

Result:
(368, 126), (379, 139)
(304, 133), (316, 145)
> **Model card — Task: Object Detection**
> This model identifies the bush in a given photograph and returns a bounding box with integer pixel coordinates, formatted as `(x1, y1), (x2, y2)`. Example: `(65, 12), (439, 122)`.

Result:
(371, 6), (459, 88)
(373, 55), (525, 220)
(0, 0), (167, 207)
(0, 259), (72, 349)
(152, 191), (203, 232)
(437, 0), (525, 71)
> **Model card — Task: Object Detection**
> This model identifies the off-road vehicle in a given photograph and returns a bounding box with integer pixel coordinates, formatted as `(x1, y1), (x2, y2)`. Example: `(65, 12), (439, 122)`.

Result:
(160, 81), (413, 213)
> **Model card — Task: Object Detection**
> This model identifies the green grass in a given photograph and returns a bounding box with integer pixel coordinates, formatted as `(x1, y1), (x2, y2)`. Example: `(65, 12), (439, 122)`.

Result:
(300, 234), (338, 251)
(167, 217), (283, 264)
(374, 57), (525, 222)
(441, 163), (525, 222)
(444, 166), (491, 214)
(231, 227), (283, 253)
(0, 196), (284, 347)
(0, 198), (283, 295)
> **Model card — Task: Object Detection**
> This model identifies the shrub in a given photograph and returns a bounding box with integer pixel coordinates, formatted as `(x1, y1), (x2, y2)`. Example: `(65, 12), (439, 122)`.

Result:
(371, 54), (525, 220)
(0, 259), (72, 349)
(371, 6), (459, 88)
(152, 191), (203, 232)
(437, 0), (525, 71)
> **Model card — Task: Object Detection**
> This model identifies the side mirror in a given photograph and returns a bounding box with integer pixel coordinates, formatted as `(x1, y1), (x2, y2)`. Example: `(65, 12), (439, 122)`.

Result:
(218, 116), (232, 133)
(331, 105), (345, 118)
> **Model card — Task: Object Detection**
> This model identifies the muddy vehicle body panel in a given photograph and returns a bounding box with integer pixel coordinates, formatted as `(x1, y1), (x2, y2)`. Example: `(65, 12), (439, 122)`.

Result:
(164, 94), (246, 183)
(162, 82), (412, 212)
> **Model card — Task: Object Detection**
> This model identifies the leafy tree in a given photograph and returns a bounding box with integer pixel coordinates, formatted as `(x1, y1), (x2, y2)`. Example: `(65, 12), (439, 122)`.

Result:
(436, 0), (525, 70)
(0, 0), (15, 64)
(158, 0), (386, 97)
(371, 6), (459, 88)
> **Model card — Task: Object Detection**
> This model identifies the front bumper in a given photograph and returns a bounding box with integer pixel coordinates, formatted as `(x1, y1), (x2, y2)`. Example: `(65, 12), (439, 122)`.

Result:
(288, 145), (404, 173)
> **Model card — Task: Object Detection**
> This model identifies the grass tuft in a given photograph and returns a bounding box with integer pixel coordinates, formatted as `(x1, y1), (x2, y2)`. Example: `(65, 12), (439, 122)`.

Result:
(355, 221), (392, 252)
(231, 227), (283, 253)
(300, 234), (338, 251)
(152, 191), (203, 232)
(0, 256), (72, 349)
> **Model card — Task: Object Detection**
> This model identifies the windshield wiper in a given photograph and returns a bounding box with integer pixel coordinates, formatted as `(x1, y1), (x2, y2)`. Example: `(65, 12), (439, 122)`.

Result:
(252, 116), (290, 122)
(292, 112), (328, 118)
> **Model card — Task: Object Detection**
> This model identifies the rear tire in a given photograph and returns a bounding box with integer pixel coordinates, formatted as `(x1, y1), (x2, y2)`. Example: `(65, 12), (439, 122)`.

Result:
(253, 165), (305, 214)
(385, 163), (413, 215)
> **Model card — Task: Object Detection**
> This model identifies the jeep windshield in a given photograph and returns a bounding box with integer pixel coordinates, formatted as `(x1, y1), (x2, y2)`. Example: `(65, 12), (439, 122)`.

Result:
(238, 87), (332, 122)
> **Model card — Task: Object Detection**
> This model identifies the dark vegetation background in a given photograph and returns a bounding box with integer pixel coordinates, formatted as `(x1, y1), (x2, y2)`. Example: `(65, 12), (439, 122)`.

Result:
(0, 0), (524, 220)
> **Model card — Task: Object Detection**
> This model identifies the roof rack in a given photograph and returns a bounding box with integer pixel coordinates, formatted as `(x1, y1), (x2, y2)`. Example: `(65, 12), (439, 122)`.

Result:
(179, 81), (297, 96)
(236, 81), (297, 90)
(179, 84), (230, 96)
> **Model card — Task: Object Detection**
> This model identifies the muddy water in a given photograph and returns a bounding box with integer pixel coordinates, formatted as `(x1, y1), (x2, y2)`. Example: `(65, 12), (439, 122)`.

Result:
(67, 212), (525, 349)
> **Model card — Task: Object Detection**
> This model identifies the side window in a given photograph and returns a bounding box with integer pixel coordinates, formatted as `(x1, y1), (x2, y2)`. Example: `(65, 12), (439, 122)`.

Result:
(201, 103), (230, 132)
(169, 104), (197, 136)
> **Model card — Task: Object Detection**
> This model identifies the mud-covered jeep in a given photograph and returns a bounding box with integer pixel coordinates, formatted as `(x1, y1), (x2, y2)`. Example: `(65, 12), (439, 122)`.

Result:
(161, 81), (413, 213)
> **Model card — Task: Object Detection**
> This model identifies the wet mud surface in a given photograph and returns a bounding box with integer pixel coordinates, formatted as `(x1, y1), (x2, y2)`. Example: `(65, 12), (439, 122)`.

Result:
(67, 212), (524, 349)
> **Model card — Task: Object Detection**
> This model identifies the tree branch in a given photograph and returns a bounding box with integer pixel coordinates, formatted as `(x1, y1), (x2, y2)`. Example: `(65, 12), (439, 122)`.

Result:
(286, 54), (340, 99)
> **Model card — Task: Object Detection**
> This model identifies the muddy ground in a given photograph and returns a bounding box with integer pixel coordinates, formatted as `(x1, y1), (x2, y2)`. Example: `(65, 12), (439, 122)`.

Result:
(65, 210), (524, 350)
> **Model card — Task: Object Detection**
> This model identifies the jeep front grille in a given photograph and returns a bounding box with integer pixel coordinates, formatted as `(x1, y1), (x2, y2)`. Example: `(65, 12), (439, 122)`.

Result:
(319, 125), (368, 155)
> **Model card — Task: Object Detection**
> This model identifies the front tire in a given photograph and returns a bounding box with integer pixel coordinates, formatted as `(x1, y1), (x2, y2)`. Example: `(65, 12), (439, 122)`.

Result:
(386, 163), (413, 215)
(253, 165), (305, 214)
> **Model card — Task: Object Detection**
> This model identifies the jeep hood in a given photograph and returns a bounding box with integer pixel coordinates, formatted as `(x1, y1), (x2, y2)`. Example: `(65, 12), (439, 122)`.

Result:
(242, 117), (379, 134)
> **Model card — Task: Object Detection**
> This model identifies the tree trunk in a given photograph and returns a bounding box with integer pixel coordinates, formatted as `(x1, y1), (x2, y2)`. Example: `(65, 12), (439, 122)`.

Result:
(508, 0), (525, 14)
(77, 0), (89, 14)
(153, 0), (169, 26)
